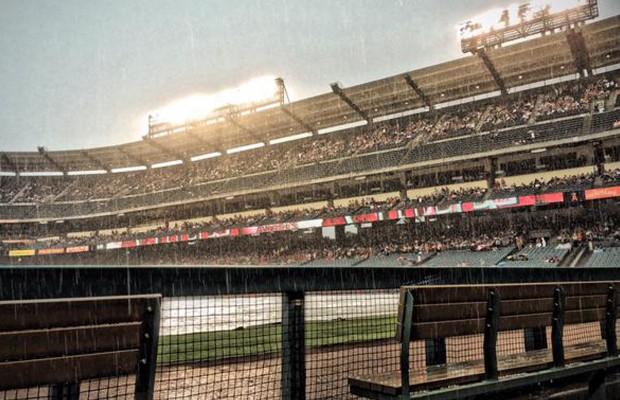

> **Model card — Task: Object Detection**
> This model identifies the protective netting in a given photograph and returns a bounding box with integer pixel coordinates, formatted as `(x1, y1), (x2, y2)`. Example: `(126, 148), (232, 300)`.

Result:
(0, 289), (616, 399)
(157, 295), (282, 399)
(0, 376), (135, 400)
(305, 290), (400, 399)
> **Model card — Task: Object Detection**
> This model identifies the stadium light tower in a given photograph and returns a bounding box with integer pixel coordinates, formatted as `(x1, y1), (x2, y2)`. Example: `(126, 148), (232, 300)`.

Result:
(146, 76), (284, 139)
(458, 0), (599, 53)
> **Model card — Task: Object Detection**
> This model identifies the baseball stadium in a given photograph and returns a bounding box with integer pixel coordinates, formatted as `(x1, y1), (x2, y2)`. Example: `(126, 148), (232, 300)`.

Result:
(1, 0), (620, 399)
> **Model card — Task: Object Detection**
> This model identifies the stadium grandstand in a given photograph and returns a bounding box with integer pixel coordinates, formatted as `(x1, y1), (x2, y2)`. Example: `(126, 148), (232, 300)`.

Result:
(1, 15), (620, 268)
(2, 3), (620, 400)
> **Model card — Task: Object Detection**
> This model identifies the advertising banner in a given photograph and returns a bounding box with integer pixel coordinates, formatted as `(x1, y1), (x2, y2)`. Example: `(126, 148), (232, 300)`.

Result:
(322, 216), (346, 227)
(258, 222), (298, 234)
(584, 186), (620, 200)
(38, 248), (65, 255)
(140, 237), (157, 246)
(66, 246), (89, 253)
(8, 249), (36, 257)
(537, 192), (564, 204)
(296, 219), (323, 229)
(241, 226), (259, 235)
(435, 203), (462, 215)
(121, 240), (136, 249)
(210, 230), (231, 238)
(352, 213), (378, 223)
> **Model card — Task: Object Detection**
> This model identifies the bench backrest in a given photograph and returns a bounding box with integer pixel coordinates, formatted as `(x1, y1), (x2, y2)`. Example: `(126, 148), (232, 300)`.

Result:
(397, 281), (619, 341)
(0, 294), (161, 399)
(396, 281), (619, 397)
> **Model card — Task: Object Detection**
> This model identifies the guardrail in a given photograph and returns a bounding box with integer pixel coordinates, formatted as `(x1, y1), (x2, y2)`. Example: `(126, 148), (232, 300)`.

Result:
(1, 266), (619, 399)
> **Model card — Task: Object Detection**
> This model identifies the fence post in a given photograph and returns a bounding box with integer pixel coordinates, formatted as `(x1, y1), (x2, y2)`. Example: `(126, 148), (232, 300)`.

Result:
(484, 288), (500, 380)
(48, 383), (80, 400)
(524, 327), (548, 352)
(605, 284), (617, 357)
(135, 296), (161, 400)
(282, 291), (306, 400)
(551, 286), (565, 367)
(425, 339), (447, 367)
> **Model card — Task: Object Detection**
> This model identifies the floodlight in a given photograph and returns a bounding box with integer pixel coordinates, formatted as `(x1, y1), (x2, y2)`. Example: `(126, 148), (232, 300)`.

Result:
(150, 76), (282, 128)
(457, 0), (598, 53)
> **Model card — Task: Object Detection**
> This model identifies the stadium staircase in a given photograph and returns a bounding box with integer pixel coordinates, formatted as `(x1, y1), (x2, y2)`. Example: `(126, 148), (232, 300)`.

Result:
(475, 105), (493, 132)
(575, 248), (593, 267)
(8, 183), (29, 204)
(496, 245), (521, 265)
(52, 180), (78, 202)
(607, 88), (618, 111)
(529, 94), (546, 124)
(422, 246), (515, 267)
(562, 243), (587, 267)
(581, 113), (592, 136)
(585, 247), (620, 267)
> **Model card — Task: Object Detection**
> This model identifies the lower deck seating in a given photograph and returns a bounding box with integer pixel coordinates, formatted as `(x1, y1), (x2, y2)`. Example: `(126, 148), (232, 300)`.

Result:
(423, 246), (514, 267)
(591, 109), (620, 134)
(586, 247), (620, 267)
(303, 257), (365, 267)
(504, 246), (570, 267)
(357, 253), (434, 267)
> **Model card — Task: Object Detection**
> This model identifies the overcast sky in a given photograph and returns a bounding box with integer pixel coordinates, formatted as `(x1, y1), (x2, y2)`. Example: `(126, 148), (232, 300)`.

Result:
(1, 0), (619, 152)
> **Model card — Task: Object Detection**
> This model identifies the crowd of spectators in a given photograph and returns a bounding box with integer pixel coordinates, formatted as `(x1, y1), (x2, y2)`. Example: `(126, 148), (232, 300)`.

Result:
(535, 76), (616, 119)
(4, 166), (620, 254)
(481, 96), (534, 131)
(6, 206), (618, 266)
(493, 168), (620, 195)
(1, 75), (617, 206)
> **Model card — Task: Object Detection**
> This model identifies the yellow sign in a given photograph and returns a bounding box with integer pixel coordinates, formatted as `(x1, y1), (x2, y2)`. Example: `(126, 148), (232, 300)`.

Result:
(8, 249), (36, 257)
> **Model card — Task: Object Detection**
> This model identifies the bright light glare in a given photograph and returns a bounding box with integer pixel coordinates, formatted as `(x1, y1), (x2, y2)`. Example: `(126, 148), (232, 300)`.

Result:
(458, 0), (588, 39)
(151, 76), (279, 125)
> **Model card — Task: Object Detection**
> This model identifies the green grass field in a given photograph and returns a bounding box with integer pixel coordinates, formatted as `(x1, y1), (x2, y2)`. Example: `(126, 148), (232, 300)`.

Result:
(158, 314), (396, 364)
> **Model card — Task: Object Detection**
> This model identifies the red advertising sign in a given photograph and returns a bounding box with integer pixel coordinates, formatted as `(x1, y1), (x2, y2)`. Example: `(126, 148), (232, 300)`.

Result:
(537, 192), (564, 204)
(353, 213), (378, 223)
(585, 186), (620, 200)
(322, 217), (346, 227)
(140, 237), (157, 246)
(241, 226), (260, 235)
(461, 202), (474, 213)
(121, 240), (136, 248)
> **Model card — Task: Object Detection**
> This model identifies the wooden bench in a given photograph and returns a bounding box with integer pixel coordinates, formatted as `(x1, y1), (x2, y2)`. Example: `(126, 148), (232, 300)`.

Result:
(0, 294), (161, 400)
(349, 282), (620, 399)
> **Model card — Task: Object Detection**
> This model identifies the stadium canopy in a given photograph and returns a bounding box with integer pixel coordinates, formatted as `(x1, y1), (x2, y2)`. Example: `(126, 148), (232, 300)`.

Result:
(1, 16), (618, 174)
